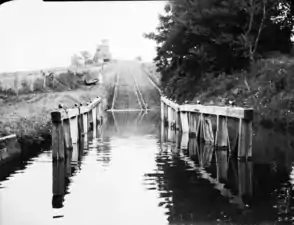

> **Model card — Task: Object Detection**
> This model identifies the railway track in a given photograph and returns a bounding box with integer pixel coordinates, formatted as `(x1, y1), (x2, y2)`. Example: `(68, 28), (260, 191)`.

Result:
(109, 70), (149, 111)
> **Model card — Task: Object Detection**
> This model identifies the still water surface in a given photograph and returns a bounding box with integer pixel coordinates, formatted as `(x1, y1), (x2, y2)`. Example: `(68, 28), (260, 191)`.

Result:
(1, 110), (294, 225)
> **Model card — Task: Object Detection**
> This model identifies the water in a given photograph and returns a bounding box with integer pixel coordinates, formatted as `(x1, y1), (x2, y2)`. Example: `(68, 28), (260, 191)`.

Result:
(1, 110), (294, 225)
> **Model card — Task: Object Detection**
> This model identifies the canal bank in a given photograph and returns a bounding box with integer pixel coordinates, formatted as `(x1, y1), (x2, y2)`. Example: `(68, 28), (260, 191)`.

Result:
(0, 68), (116, 168)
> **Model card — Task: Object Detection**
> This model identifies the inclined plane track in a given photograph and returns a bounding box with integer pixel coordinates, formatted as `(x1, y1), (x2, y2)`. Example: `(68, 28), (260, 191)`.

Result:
(109, 71), (149, 112)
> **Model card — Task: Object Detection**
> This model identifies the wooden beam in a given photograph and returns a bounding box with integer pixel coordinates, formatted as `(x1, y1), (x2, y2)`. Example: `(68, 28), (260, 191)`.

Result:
(51, 108), (79, 123)
(161, 96), (180, 111)
(180, 104), (253, 120)
(0, 134), (17, 142)
(51, 97), (101, 122)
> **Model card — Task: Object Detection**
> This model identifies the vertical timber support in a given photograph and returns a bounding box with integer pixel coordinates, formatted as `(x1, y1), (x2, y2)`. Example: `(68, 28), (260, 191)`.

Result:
(63, 119), (72, 151)
(69, 116), (78, 144)
(160, 101), (164, 122)
(92, 107), (97, 138)
(238, 118), (253, 160)
(215, 115), (229, 149)
(51, 112), (65, 161)
(180, 111), (189, 133)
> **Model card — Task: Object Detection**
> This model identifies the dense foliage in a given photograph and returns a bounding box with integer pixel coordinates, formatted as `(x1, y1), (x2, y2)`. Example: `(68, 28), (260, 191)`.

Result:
(144, 0), (294, 101)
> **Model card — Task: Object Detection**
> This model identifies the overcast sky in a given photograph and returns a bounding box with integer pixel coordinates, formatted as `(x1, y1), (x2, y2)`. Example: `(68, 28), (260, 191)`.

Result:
(0, 0), (166, 72)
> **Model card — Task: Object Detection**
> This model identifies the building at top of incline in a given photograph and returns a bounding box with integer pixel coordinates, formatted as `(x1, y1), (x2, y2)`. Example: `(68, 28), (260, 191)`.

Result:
(94, 39), (112, 63)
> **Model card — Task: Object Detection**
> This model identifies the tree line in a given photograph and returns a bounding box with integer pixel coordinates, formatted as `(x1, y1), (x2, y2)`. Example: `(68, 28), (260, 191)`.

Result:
(144, 0), (294, 100)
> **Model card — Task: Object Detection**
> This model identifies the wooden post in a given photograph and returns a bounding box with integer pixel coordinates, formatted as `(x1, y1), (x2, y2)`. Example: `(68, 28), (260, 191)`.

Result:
(167, 106), (172, 126)
(83, 113), (88, 135)
(215, 115), (229, 148)
(197, 113), (204, 141)
(69, 116), (78, 144)
(188, 113), (198, 135)
(51, 112), (65, 161)
(78, 111), (84, 143)
(72, 142), (78, 163)
(238, 118), (253, 160)
(203, 116), (214, 144)
(161, 101), (164, 121)
(92, 107), (97, 138)
(180, 112), (189, 133)
(63, 119), (72, 152)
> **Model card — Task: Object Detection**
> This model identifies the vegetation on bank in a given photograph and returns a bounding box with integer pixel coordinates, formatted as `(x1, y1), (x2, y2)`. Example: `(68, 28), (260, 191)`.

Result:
(144, 0), (294, 130)
(0, 63), (116, 140)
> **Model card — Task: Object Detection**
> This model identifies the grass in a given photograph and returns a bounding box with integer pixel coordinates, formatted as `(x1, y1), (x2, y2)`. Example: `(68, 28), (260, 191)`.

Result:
(0, 63), (116, 140)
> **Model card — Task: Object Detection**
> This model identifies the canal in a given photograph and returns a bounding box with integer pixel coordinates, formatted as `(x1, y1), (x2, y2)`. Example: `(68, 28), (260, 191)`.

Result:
(1, 109), (294, 224)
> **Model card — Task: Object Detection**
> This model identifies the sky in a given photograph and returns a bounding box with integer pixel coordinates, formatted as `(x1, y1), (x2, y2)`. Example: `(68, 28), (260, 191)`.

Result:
(0, 0), (166, 72)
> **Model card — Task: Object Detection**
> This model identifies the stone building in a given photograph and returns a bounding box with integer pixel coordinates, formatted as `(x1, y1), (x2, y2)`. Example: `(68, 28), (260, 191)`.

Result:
(93, 39), (112, 63)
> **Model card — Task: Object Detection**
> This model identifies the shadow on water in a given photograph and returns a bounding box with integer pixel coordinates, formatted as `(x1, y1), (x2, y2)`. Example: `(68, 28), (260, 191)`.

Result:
(0, 137), (52, 184)
(144, 123), (294, 224)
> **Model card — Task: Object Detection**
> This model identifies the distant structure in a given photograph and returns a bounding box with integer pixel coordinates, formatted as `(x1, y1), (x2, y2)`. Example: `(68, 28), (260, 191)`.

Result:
(93, 39), (112, 63)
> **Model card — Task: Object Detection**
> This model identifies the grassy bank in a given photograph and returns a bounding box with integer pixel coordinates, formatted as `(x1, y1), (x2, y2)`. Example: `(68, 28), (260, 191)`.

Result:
(159, 55), (294, 134)
(0, 63), (116, 141)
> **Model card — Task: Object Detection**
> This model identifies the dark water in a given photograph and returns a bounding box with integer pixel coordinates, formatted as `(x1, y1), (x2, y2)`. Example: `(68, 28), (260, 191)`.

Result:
(1, 110), (294, 225)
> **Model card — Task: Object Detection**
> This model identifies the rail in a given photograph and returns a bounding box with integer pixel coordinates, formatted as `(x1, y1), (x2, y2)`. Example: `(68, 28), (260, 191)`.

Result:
(50, 96), (103, 161)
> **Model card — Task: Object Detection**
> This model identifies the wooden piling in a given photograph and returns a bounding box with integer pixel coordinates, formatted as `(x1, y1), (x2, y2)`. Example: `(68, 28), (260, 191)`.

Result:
(202, 116), (214, 143)
(237, 118), (253, 160)
(63, 119), (72, 151)
(51, 115), (65, 161)
(161, 102), (164, 121)
(69, 116), (78, 144)
(160, 95), (253, 161)
(215, 116), (229, 148)
(83, 113), (88, 135)
(92, 107), (97, 138)
(180, 112), (189, 133)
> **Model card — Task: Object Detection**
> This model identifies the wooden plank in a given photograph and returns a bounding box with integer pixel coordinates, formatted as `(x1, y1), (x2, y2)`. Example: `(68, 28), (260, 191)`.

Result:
(180, 104), (253, 120)
(51, 108), (79, 122)
(51, 97), (101, 122)
(87, 97), (101, 111)
(161, 96), (180, 111)
(79, 105), (88, 114)
(0, 134), (17, 142)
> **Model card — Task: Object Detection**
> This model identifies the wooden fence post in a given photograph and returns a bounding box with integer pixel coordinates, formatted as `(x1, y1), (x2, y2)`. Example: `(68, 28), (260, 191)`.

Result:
(63, 119), (72, 151)
(92, 107), (97, 138)
(69, 116), (78, 144)
(215, 115), (229, 148)
(180, 112), (189, 133)
(51, 112), (65, 161)
(238, 118), (253, 160)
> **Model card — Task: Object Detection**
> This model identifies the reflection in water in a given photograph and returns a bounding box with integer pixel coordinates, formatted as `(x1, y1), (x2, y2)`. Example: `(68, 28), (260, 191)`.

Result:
(156, 124), (294, 224)
(3, 110), (294, 224)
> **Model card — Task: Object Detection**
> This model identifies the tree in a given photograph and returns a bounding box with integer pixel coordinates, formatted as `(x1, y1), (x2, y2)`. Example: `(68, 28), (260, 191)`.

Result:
(144, 0), (294, 99)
